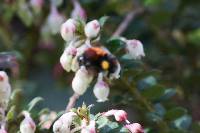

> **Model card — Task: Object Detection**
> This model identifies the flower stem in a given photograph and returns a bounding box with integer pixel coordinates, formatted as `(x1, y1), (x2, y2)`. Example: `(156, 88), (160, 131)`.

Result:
(112, 8), (144, 37)
(0, 108), (6, 130)
(65, 93), (80, 112)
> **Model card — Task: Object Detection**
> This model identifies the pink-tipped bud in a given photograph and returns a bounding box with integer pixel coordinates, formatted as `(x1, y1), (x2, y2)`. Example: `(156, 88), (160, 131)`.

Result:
(126, 39), (145, 60)
(30, 0), (43, 13)
(125, 123), (144, 133)
(53, 112), (77, 133)
(0, 127), (7, 133)
(103, 109), (128, 122)
(115, 110), (128, 122)
(72, 66), (93, 95)
(81, 120), (96, 133)
(71, 1), (87, 21)
(84, 20), (100, 39)
(39, 111), (57, 129)
(48, 5), (65, 34)
(93, 73), (109, 102)
(0, 71), (11, 110)
(20, 111), (36, 133)
(60, 19), (77, 42)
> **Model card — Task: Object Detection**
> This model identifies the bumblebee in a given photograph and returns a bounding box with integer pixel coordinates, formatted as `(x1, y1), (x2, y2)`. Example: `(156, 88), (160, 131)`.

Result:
(78, 47), (118, 75)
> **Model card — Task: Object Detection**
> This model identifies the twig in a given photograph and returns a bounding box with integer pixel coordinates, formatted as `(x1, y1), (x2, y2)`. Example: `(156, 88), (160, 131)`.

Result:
(112, 8), (144, 37)
(65, 93), (80, 112)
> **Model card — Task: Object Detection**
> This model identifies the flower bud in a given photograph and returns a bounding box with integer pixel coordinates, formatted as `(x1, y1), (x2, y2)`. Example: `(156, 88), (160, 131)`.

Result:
(30, 0), (44, 13)
(53, 112), (77, 133)
(40, 111), (57, 129)
(48, 5), (65, 34)
(126, 39), (145, 59)
(125, 123), (144, 133)
(114, 110), (128, 122)
(81, 120), (96, 133)
(20, 111), (36, 133)
(103, 109), (128, 122)
(84, 20), (100, 39)
(60, 45), (77, 72)
(0, 127), (7, 133)
(72, 66), (93, 95)
(93, 73), (109, 102)
(0, 71), (11, 110)
(71, 1), (87, 21)
(60, 19), (77, 42)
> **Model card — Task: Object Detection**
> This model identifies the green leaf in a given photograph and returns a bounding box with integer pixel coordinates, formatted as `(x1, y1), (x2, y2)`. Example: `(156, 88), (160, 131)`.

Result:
(99, 16), (109, 27)
(143, 0), (162, 6)
(6, 106), (16, 121)
(76, 18), (86, 36)
(99, 121), (120, 133)
(28, 97), (43, 112)
(146, 112), (162, 122)
(17, 2), (33, 26)
(10, 89), (23, 105)
(141, 85), (165, 101)
(96, 116), (109, 129)
(106, 37), (126, 53)
(137, 76), (157, 91)
(164, 107), (187, 121)
(187, 28), (200, 45)
(119, 127), (129, 133)
(160, 88), (176, 101)
(172, 115), (192, 130)
(154, 103), (166, 117)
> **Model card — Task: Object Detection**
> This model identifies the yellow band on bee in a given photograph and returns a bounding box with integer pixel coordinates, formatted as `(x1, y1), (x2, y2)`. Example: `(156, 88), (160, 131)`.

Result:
(101, 60), (110, 70)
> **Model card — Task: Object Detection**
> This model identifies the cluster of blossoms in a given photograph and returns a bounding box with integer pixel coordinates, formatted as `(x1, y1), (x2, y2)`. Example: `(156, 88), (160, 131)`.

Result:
(60, 18), (121, 102)
(53, 104), (144, 133)
(0, 71), (11, 133)
(59, 17), (145, 102)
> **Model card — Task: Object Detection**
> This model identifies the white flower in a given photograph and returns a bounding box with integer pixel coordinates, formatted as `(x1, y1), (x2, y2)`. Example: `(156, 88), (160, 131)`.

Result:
(93, 73), (109, 102)
(72, 66), (93, 95)
(71, 0), (87, 21)
(60, 19), (77, 42)
(48, 5), (65, 34)
(81, 120), (96, 133)
(84, 20), (100, 39)
(60, 44), (77, 72)
(125, 123), (144, 133)
(53, 112), (77, 133)
(126, 39), (145, 59)
(103, 109), (128, 122)
(20, 111), (36, 133)
(0, 71), (11, 110)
